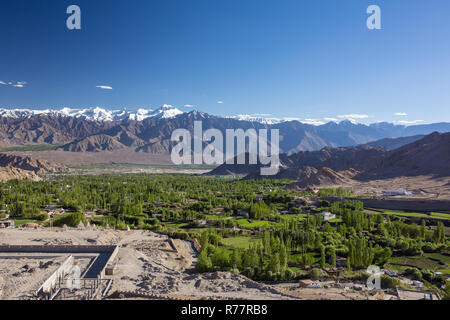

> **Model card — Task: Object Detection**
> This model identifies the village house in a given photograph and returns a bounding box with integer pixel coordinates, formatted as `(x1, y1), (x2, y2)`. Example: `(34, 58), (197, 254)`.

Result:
(321, 212), (336, 221)
(323, 268), (343, 277)
(413, 281), (424, 289)
(382, 188), (412, 197)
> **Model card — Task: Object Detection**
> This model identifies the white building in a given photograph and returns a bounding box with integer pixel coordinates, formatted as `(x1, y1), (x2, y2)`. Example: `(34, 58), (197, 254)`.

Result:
(382, 188), (412, 197)
(321, 212), (336, 221)
(413, 281), (424, 289)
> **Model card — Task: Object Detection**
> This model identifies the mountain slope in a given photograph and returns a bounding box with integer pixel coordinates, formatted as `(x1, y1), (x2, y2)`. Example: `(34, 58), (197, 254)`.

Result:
(0, 153), (68, 174)
(364, 135), (425, 150)
(0, 153), (68, 181)
(359, 132), (450, 179)
(286, 167), (354, 188)
(210, 132), (450, 189)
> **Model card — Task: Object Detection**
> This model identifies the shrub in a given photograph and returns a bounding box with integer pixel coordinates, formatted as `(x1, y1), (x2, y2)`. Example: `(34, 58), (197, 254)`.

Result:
(144, 218), (160, 225)
(174, 231), (189, 240)
(319, 200), (331, 207)
(422, 269), (435, 282)
(309, 268), (325, 280)
(405, 268), (423, 281)
(285, 269), (296, 280)
(196, 250), (212, 273)
(53, 212), (86, 227)
(34, 212), (49, 221)
(381, 275), (401, 289)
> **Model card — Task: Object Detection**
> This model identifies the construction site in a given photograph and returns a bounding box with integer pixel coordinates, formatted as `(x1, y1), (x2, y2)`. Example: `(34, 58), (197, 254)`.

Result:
(0, 245), (118, 300)
(0, 227), (298, 300)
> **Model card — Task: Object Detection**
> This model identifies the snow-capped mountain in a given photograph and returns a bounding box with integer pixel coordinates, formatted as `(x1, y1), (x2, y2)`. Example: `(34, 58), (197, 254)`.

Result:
(226, 114), (283, 125)
(0, 105), (449, 154)
(0, 105), (185, 122)
(226, 114), (328, 125)
(149, 104), (184, 119)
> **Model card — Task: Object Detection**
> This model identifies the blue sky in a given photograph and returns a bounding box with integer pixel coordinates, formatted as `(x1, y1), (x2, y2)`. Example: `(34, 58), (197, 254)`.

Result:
(0, 0), (449, 125)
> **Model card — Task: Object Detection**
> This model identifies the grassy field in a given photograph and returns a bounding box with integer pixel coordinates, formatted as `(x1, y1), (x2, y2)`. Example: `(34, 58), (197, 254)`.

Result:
(367, 209), (450, 221)
(13, 218), (44, 226)
(163, 221), (191, 228)
(387, 253), (450, 272)
(220, 236), (262, 249)
(0, 144), (62, 152)
(279, 214), (308, 223)
(232, 217), (276, 229)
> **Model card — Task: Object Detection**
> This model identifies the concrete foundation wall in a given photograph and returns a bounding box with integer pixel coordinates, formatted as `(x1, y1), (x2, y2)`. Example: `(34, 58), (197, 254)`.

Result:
(0, 245), (117, 254)
(37, 255), (74, 295)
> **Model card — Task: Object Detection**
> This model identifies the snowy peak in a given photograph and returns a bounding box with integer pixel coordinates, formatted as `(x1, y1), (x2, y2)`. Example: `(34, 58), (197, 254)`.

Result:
(150, 104), (184, 119)
(226, 114), (283, 125)
(0, 106), (185, 122)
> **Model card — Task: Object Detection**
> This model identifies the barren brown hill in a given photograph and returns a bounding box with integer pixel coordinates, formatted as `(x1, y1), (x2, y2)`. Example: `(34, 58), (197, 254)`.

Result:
(0, 167), (41, 182)
(207, 153), (291, 176)
(363, 135), (425, 150)
(210, 145), (386, 177)
(284, 145), (386, 171)
(358, 132), (450, 179)
(286, 167), (353, 188)
(0, 153), (68, 176)
(0, 114), (108, 145)
(60, 134), (129, 152)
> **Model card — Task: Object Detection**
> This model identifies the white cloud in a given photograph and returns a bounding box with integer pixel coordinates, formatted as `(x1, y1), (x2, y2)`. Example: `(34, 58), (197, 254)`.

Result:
(96, 85), (113, 90)
(13, 81), (27, 88)
(395, 112), (408, 116)
(217, 101), (223, 104)
(1, 81), (27, 87)
(397, 120), (424, 125)
(324, 117), (338, 122)
(338, 114), (369, 120)
(184, 104), (194, 108)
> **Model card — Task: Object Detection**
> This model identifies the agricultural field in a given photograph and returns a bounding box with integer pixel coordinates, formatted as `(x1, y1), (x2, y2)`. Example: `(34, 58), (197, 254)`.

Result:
(366, 209), (450, 221)
(387, 253), (450, 272)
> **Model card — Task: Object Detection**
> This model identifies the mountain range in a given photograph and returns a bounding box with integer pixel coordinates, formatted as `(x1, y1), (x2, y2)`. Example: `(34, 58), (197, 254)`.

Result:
(210, 132), (450, 186)
(0, 106), (449, 155)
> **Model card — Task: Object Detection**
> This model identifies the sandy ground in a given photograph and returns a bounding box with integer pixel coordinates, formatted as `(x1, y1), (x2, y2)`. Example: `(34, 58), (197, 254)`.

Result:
(352, 175), (450, 200)
(0, 228), (403, 300)
(309, 174), (450, 200)
(275, 281), (398, 300)
(0, 256), (66, 300)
